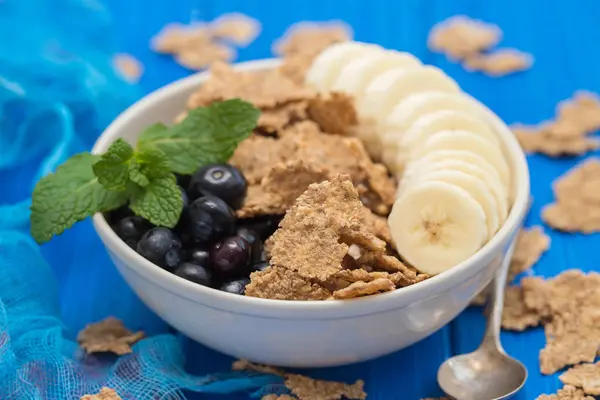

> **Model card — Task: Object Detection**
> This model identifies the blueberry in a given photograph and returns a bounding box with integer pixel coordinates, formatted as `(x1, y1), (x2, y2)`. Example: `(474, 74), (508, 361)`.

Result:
(179, 186), (189, 209)
(235, 227), (263, 263)
(137, 227), (183, 270)
(237, 215), (282, 240)
(210, 235), (251, 278)
(174, 262), (213, 287)
(175, 173), (191, 189)
(250, 261), (269, 273)
(113, 216), (152, 248)
(188, 164), (247, 210)
(219, 278), (250, 295)
(106, 205), (133, 225)
(188, 247), (211, 266)
(187, 196), (235, 243)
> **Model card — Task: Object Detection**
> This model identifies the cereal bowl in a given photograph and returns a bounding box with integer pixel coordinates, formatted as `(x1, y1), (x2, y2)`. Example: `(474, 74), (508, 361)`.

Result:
(92, 59), (530, 368)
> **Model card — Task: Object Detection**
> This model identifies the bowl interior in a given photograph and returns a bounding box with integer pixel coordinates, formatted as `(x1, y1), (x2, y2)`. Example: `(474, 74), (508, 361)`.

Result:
(92, 59), (530, 318)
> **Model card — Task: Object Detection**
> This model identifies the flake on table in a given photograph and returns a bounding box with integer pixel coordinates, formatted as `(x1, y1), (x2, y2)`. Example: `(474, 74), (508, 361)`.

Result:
(464, 48), (533, 76)
(501, 286), (542, 331)
(210, 13), (261, 46)
(285, 374), (366, 400)
(150, 23), (212, 54)
(543, 158), (600, 233)
(245, 266), (332, 300)
(513, 124), (600, 157)
(332, 278), (395, 299)
(273, 21), (352, 58)
(232, 359), (285, 376)
(175, 43), (236, 70)
(508, 226), (550, 280)
(112, 53), (144, 83)
(81, 387), (122, 400)
(560, 362), (600, 395)
(306, 92), (358, 135)
(77, 317), (144, 355)
(428, 15), (501, 60)
(261, 395), (297, 400)
(536, 385), (595, 400)
(237, 160), (330, 218)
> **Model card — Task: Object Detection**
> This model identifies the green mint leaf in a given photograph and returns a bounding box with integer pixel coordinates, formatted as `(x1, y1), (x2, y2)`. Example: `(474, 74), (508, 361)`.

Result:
(128, 159), (150, 187)
(30, 152), (128, 244)
(129, 174), (183, 227)
(138, 99), (260, 174)
(136, 148), (171, 179)
(92, 139), (134, 191)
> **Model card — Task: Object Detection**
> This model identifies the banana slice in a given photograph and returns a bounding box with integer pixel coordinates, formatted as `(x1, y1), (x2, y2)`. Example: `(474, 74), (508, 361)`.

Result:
(409, 130), (510, 188)
(359, 66), (460, 125)
(331, 50), (422, 96)
(400, 157), (508, 223)
(383, 109), (500, 169)
(413, 170), (499, 239)
(304, 41), (382, 90)
(389, 180), (488, 275)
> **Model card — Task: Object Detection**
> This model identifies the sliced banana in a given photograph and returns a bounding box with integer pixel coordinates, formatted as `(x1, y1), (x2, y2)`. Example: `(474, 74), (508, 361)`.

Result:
(331, 50), (422, 96)
(383, 109), (500, 170)
(413, 170), (499, 240)
(360, 66), (460, 126)
(409, 130), (510, 189)
(400, 157), (508, 223)
(388, 180), (488, 275)
(304, 41), (382, 91)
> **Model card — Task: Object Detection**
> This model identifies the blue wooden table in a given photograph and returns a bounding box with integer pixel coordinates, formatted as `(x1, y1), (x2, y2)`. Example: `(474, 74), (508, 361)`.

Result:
(50, 0), (600, 398)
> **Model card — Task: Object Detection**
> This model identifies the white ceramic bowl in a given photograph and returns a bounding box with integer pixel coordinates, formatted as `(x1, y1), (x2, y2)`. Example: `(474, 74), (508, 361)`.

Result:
(92, 59), (530, 368)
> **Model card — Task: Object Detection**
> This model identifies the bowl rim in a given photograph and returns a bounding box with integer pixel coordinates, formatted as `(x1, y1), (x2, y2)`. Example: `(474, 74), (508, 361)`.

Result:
(92, 58), (530, 318)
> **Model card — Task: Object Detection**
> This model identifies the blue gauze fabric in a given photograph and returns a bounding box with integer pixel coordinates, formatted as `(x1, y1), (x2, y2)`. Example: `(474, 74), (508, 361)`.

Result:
(0, 0), (285, 398)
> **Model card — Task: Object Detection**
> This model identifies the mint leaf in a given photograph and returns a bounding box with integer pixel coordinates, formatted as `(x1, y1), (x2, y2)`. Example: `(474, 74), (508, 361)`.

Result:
(129, 174), (182, 227)
(30, 152), (128, 244)
(92, 139), (134, 191)
(138, 99), (260, 174)
(136, 147), (171, 179)
(128, 159), (150, 187)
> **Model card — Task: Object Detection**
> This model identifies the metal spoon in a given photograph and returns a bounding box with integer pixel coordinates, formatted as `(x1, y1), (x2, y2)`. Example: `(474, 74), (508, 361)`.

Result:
(437, 238), (528, 400)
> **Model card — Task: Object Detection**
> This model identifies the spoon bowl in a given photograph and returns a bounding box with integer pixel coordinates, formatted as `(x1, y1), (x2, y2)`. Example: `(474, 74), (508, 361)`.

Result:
(438, 347), (527, 400)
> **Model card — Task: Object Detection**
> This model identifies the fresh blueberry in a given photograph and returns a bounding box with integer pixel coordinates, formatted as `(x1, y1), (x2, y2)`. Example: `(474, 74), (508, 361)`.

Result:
(106, 205), (133, 225)
(179, 186), (189, 209)
(235, 227), (263, 263)
(174, 262), (213, 287)
(210, 235), (251, 278)
(113, 216), (152, 248)
(219, 278), (250, 295)
(187, 196), (235, 243)
(188, 164), (247, 209)
(175, 173), (191, 189)
(237, 215), (282, 240)
(188, 247), (211, 266)
(137, 227), (183, 270)
(250, 261), (269, 273)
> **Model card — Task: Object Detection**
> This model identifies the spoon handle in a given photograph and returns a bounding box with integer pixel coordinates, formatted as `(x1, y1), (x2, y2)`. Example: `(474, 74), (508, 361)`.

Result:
(481, 236), (518, 349)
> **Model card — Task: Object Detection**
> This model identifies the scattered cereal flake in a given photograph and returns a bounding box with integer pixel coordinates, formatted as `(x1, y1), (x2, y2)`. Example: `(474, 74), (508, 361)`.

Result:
(536, 385), (595, 400)
(77, 317), (144, 355)
(502, 286), (542, 331)
(513, 125), (600, 157)
(232, 359), (285, 376)
(187, 61), (314, 109)
(113, 53), (144, 83)
(210, 13), (261, 46)
(518, 270), (600, 374)
(306, 92), (358, 135)
(238, 160), (330, 218)
(285, 374), (366, 400)
(557, 91), (600, 133)
(151, 23), (212, 54)
(560, 362), (600, 395)
(509, 226), (550, 280)
(279, 54), (314, 84)
(81, 388), (122, 400)
(332, 278), (395, 299)
(175, 43), (236, 70)
(273, 21), (352, 58)
(245, 266), (332, 300)
(543, 158), (600, 233)
(258, 101), (309, 133)
(464, 48), (533, 76)
(428, 15), (501, 60)
(262, 395), (297, 400)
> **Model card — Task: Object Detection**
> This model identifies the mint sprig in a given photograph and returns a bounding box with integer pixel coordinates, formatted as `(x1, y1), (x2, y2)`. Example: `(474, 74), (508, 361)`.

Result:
(30, 99), (260, 244)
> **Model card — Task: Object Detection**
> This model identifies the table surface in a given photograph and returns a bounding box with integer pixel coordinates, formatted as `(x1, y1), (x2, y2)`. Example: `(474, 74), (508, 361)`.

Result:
(47, 0), (600, 399)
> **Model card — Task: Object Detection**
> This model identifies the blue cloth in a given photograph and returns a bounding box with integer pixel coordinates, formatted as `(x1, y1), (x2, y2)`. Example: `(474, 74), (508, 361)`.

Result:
(0, 0), (283, 398)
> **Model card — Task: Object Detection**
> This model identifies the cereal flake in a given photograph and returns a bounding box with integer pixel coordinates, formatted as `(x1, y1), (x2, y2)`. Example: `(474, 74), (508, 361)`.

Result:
(273, 21), (352, 58)
(81, 388), (122, 400)
(560, 362), (600, 395)
(502, 286), (542, 331)
(232, 359), (285, 376)
(245, 266), (332, 300)
(112, 53), (144, 83)
(77, 317), (144, 355)
(536, 385), (595, 400)
(332, 278), (396, 299)
(464, 48), (533, 76)
(306, 92), (358, 135)
(210, 13), (261, 46)
(258, 101), (310, 134)
(509, 226), (551, 280)
(285, 374), (366, 400)
(428, 15), (501, 60)
(262, 395), (297, 400)
(175, 43), (236, 70)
